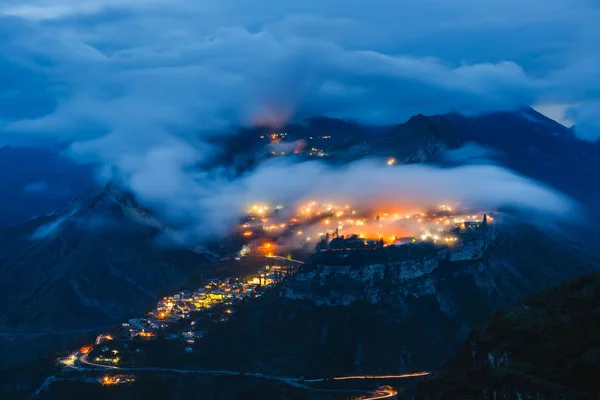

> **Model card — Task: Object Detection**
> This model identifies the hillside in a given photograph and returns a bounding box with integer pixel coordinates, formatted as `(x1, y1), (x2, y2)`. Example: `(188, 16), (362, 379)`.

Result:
(189, 221), (598, 378)
(414, 272), (600, 399)
(0, 184), (214, 368)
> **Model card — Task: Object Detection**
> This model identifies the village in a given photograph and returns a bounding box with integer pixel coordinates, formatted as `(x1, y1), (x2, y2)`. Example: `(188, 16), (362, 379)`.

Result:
(59, 261), (299, 383)
(57, 199), (492, 387)
(237, 200), (493, 257)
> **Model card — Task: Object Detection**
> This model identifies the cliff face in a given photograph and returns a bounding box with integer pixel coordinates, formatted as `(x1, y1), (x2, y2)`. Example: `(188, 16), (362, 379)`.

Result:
(195, 223), (597, 378)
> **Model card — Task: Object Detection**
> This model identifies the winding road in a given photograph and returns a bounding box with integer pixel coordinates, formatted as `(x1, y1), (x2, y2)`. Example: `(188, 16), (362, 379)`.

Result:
(77, 353), (426, 397)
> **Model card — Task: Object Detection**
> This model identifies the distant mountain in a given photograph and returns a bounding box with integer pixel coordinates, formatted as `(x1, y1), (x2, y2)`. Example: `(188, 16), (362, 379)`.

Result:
(436, 108), (600, 211)
(415, 271), (600, 399)
(0, 145), (94, 228)
(216, 108), (600, 215)
(0, 183), (213, 368)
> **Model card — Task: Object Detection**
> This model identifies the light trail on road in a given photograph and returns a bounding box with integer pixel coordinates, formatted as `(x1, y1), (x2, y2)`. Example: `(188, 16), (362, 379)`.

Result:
(331, 372), (430, 380)
(361, 388), (398, 400)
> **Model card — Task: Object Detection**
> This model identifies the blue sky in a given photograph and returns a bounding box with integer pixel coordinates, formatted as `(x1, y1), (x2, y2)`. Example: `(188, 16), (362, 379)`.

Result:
(1, 0), (594, 237)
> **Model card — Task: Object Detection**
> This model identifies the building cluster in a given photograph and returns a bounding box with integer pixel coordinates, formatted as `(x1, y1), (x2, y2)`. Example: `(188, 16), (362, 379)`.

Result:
(59, 263), (298, 371)
(100, 375), (135, 386)
(134, 264), (295, 347)
(237, 201), (493, 259)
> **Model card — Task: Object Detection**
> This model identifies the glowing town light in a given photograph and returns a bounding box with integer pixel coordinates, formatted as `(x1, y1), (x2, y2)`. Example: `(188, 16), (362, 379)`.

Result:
(387, 157), (396, 166)
(243, 231), (253, 237)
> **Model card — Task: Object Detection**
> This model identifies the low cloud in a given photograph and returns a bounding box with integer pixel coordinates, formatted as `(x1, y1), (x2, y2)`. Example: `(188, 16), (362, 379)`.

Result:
(108, 153), (578, 241)
(441, 143), (502, 165)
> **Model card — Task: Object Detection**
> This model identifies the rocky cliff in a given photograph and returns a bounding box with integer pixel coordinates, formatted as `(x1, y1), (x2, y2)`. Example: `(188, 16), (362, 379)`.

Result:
(194, 221), (597, 378)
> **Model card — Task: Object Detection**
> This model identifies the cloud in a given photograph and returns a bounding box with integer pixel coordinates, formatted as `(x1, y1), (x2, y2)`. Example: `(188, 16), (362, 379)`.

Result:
(2, 0), (599, 143)
(109, 155), (578, 241)
(0, 0), (598, 242)
(441, 143), (502, 165)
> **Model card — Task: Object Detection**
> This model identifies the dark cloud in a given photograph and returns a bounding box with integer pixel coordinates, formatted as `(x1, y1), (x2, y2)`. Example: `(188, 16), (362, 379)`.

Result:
(3, 0), (599, 143)
(0, 0), (597, 239)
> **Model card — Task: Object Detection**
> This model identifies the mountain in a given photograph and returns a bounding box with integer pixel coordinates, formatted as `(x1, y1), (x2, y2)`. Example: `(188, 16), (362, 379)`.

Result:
(2, 108), (600, 397)
(189, 220), (598, 378)
(0, 145), (94, 229)
(0, 183), (214, 368)
(414, 271), (600, 399)
(216, 108), (600, 215)
(436, 108), (600, 212)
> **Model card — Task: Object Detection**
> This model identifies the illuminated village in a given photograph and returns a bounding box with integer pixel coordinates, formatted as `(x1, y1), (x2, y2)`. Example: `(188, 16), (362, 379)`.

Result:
(58, 261), (298, 384)
(57, 197), (491, 389)
(237, 200), (492, 258)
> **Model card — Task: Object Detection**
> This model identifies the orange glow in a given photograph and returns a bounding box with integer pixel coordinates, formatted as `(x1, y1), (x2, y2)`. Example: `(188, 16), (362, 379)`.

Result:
(293, 139), (306, 153)
(259, 242), (277, 256)
(243, 231), (253, 237)
(101, 375), (134, 386)
(332, 371), (430, 380)
(80, 345), (92, 354)
(102, 376), (118, 386)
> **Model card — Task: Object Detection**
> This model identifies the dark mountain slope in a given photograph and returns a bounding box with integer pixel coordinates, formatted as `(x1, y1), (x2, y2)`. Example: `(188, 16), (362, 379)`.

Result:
(437, 108), (600, 209)
(190, 221), (598, 378)
(0, 184), (213, 368)
(415, 272), (600, 400)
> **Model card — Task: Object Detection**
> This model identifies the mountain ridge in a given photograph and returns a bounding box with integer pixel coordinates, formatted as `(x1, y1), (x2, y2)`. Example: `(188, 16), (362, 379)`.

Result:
(0, 183), (214, 368)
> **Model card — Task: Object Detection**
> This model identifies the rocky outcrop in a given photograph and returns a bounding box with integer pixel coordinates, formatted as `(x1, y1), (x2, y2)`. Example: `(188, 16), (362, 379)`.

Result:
(201, 223), (597, 376)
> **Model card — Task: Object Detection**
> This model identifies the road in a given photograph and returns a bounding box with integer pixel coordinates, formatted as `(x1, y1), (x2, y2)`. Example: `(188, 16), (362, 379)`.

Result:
(79, 353), (427, 393)
(79, 354), (310, 388)
(361, 388), (398, 400)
